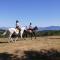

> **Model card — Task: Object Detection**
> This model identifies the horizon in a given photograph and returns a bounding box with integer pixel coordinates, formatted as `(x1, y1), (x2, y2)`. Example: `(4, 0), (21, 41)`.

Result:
(0, 0), (60, 27)
(1, 25), (60, 28)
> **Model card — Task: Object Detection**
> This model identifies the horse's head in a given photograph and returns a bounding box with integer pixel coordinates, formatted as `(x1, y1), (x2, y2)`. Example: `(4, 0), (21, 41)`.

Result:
(33, 26), (38, 31)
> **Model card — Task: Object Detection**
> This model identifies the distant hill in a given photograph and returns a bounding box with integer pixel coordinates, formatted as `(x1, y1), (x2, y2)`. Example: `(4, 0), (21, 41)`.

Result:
(38, 26), (60, 31)
(0, 27), (8, 30)
(0, 26), (60, 31)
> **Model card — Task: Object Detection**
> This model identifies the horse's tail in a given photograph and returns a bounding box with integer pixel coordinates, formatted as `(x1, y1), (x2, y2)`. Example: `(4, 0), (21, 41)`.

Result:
(2, 30), (7, 36)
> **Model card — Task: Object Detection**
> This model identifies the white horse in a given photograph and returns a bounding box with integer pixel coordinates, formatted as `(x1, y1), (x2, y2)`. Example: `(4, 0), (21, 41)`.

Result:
(2, 27), (26, 42)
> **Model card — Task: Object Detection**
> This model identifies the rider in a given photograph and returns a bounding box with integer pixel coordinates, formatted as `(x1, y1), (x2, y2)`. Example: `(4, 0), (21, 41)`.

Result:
(16, 20), (21, 33)
(28, 22), (33, 30)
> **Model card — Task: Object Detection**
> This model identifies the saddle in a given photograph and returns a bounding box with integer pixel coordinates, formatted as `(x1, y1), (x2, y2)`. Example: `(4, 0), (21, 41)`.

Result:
(27, 29), (32, 33)
(16, 28), (19, 32)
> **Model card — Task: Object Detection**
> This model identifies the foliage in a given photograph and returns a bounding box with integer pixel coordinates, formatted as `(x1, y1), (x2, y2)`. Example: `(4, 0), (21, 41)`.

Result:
(36, 30), (60, 37)
(0, 30), (60, 38)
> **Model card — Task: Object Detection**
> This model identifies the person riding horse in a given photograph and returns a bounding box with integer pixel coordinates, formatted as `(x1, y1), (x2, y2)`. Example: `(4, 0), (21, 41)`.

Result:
(28, 22), (33, 32)
(29, 22), (33, 29)
(16, 20), (21, 35)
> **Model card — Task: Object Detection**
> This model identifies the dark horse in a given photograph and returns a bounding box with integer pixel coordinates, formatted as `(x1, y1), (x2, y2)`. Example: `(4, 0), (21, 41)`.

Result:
(23, 26), (38, 39)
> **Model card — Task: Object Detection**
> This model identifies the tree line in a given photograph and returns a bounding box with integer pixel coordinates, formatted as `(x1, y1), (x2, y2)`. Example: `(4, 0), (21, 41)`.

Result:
(36, 30), (60, 36)
(0, 30), (60, 38)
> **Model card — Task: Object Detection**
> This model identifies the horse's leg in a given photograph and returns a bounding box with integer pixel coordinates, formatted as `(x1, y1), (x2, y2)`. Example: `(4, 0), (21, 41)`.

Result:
(9, 33), (14, 43)
(21, 30), (26, 40)
(23, 30), (27, 39)
(25, 32), (27, 38)
(8, 32), (11, 43)
(30, 32), (32, 40)
(8, 37), (11, 43)
(31, 33), (33, 40)
(33, 32), (36, 39)
(14, 37), (18, 43)
(20, 31), (23, 39)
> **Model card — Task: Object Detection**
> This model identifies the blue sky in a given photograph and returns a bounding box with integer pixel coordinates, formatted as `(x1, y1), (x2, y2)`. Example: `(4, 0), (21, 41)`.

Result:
(0, 0), (60, 27)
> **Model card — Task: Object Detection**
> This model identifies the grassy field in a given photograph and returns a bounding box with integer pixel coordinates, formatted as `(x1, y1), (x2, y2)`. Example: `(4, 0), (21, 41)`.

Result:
(0, 36), (60, 52)
(0, 36), (60, 60)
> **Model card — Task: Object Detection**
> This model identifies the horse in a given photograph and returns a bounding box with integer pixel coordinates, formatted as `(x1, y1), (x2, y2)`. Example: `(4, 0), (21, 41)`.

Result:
(23, 26), (38, 40)
(2, 27), (26, 42)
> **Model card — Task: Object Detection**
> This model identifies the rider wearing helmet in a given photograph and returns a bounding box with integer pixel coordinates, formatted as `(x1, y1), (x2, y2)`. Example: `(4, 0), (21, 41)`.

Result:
(16, 20), (21, 33)
(16, 20), (19, 28)
(28, 22), (33, 30)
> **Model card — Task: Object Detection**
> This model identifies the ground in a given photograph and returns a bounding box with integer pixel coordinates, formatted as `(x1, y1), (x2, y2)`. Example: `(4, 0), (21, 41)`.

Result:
(0, 36), (60, 53)
(0, 36), (60, 60)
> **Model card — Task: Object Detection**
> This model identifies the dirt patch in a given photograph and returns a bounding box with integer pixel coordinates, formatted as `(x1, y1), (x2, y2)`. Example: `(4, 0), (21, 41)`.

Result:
(0, 36), (60, 60)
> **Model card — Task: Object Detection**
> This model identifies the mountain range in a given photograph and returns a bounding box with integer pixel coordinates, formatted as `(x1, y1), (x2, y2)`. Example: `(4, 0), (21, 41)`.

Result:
(38, 26), (60, 31)
(0, 26), (60, 31)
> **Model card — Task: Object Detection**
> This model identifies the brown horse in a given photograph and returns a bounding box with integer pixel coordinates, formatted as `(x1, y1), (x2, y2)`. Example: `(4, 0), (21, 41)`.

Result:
(23, 26), (38, 40)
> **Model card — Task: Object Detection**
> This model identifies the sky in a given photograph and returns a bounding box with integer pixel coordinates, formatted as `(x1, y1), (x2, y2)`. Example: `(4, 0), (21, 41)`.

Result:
(0, 0), (60, 27)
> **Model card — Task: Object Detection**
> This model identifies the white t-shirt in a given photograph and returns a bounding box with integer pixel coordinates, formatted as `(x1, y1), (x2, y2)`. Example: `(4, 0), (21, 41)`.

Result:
(29, 25), (32, 29)
(16, 23), (20, 27)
